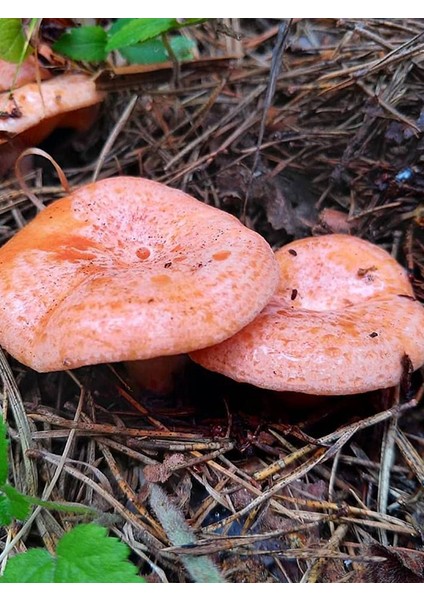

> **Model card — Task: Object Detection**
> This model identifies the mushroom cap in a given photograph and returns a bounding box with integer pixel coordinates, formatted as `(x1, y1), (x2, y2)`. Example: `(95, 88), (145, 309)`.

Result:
(0, 176), (279, 372)
(190, 234), (424, 395)
(0, 72), (104, 142)
(0, 57), (51, 92)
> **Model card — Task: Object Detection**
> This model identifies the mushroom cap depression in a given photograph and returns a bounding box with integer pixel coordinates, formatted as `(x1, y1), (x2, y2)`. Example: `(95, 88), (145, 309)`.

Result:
(0, 176), (279, 372)
(191, 234), (424, 395)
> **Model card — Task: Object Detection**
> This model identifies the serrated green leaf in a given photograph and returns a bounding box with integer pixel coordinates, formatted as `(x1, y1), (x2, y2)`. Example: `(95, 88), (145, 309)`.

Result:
(106, 18), (178, 52)
(0, 18), (29, 63)
(55, 523), (144, 582)
(0, 548), (55, 583)
(53, 26), (108, 62)
(0, 483), (31, 525)
(0, 524), (145, 583)
(108, 18), (134, 37)
(0, 415), (8, 486)
(120, 36), (196, 65)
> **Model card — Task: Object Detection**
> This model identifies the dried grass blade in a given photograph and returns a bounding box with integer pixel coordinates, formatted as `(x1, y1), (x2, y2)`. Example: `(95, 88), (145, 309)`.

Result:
(377, 389), (400, 545)
(0, 349), (37, 495)
(26, 447), (166, 554)
(203, 429), (356, 534)
(92, 94), (138, 182)
(396, 429), (424, 485)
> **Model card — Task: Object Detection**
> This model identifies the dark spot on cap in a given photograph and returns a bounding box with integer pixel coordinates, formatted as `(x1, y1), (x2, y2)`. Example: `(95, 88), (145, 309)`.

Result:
(136, 247), (151, 260)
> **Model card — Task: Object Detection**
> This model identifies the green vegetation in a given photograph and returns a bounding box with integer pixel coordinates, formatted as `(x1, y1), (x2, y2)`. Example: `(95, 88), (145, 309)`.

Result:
(106, 18), (198, 65)
(0, 523), (144, 583)
(0, 18), (30, 63)
(0, 18), (206, 65)
(0, 414), (144, 583)
(53, 25), (108, 62)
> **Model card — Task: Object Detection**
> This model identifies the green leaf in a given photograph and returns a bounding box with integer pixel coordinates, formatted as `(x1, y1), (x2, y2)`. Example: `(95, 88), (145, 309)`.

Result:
(107, 18), (134, 37)
(0, 548), (55, 583)
(120, 37), (196, 65)
(0, 415), (8, 487)
(106, 18), (178, 51)
(0, 18), (29, 63)
(0, 483), (31, 526)
(53, 26), (108, 62)
(55, 523), (144, 582)
(106, 18), (206, 52)
(0, 524), (145, 583)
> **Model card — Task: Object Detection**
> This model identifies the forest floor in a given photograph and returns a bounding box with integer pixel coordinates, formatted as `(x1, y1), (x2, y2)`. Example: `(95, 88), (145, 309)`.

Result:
(1, 18), (424, 583)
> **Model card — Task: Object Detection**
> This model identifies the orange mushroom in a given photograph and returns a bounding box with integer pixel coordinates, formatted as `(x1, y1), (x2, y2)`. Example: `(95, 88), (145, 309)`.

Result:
(0, 176), (279, 387)
(191, 234), (424, 395)
(0, 56), (51, 92)
(0, 67), (105, 174)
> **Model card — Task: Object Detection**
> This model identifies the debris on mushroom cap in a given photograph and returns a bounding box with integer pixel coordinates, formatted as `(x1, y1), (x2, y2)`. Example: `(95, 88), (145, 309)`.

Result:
(0, 72), (105, 140)
(0, 57), (51, 92)
(0, 176), (279, 372)
(190, 234), (424, 395)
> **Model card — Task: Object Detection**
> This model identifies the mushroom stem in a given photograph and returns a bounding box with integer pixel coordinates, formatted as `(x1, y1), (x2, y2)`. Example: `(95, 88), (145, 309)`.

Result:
(125, 355), (189, 394)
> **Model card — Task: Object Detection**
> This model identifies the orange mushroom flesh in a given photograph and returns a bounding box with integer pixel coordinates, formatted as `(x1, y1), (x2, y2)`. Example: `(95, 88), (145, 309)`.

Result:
(0, 176), (279, 390)
(0, 72), (105, 174)
(190, 234), (424, 396)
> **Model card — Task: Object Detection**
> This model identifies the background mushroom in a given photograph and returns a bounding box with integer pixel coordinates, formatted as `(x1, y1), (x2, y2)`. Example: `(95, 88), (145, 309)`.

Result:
(0, 56), (51, 91)
(190, 234), (424, 396)
(0, 176), (279, 386)
(0, 69), (105, 174)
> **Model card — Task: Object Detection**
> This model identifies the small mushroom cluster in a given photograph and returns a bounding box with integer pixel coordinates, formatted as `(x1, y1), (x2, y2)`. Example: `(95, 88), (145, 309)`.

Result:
(0, 57), (105, 174)
(0, 175), (423, 398)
